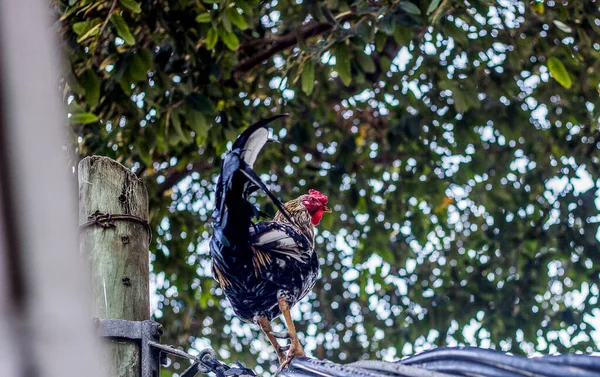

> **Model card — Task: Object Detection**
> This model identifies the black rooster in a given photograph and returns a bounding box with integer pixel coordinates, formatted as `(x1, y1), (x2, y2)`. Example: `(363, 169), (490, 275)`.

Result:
(209, 115), (331, 368)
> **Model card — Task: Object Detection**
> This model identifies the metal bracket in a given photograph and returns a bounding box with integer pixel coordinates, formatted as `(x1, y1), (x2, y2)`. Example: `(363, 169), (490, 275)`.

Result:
(95, 318), (256, 377)
(96, 319), (163, 377)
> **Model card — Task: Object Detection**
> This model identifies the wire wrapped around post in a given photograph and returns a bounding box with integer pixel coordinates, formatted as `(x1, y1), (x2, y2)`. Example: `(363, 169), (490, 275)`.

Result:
(79, 210), (152, 242)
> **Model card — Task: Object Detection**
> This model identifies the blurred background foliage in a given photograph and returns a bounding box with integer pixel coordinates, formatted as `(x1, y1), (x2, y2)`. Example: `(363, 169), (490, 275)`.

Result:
(56, 0), (600, 374)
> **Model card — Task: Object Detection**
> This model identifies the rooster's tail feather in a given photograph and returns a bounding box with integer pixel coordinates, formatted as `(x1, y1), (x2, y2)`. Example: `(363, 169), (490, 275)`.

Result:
(212, 115), (292, 243)
(239, 166), (295, 225)
(233, 114), (288, 168)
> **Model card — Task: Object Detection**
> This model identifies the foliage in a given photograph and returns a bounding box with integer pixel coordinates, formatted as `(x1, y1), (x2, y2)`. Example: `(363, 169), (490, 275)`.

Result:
(56, 0), (600, 374)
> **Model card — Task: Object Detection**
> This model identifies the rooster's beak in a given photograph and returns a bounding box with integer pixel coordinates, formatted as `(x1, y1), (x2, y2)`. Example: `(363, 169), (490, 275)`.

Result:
(324, 206), (332, 213)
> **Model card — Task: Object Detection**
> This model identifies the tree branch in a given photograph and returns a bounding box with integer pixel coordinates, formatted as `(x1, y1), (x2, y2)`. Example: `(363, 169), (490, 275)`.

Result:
(234, 22), (333, 75)
(151, 160), (215, 197)
(233, 10), (355, 76)
(91, 0), (118, 59)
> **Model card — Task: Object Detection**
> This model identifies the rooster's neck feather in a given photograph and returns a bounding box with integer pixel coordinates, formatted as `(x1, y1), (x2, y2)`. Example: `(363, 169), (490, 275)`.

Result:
(273, 196), (314, 247)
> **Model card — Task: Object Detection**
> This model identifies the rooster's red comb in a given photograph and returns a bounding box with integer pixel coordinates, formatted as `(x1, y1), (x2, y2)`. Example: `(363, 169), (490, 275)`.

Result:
(308, 189), (328, 204)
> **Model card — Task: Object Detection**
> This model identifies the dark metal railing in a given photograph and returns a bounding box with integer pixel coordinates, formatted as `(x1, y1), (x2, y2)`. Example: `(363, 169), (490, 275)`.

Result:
(281, 347), (600, 377)
(96, 318), (600, 377)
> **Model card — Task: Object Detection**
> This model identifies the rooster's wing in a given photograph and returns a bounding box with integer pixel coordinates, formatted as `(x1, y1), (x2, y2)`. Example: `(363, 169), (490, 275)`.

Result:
(250, 221), (312, 264)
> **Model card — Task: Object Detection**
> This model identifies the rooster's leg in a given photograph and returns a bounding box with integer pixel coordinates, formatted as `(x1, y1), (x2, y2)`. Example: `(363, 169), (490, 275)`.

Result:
(277, 295), (305, 370)
(256, 316), (286, 364)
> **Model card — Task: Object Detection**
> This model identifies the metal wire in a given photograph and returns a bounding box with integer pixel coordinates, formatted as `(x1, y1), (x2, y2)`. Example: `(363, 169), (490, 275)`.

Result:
(152, 345), (256, 377)
(79, 210), (152, 242)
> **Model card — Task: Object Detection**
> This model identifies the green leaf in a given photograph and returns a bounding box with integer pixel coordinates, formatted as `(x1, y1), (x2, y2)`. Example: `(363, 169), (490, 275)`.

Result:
(72, 19), (101, 35)
(128, 53), (149, 82)
(138, 48), (154, 71)
(221, 13), (232, 33)
(67, 68), (85, 96)
(119, 75), (132, 95)
(168, 111), (187, 146)
(119, 0), (142, 14)
(227, 8), (248, 30)
(381, 14), (396, 35)
(66, 100), (85, 114)
(186, 106), (209, 145)
(77, 25), (100, 43)
(73, 19), (102, 42)
(196, 13), (212, 23)
(219, 30), (240, 51)
(453, 88), (468, 113)
(70, 112), (98, 124)
(427, 0), (442, 15)
(80, 70), (100, 108)
(399, 1), (421, 15)
(175, 111), (192, 144)
(577, 28), (591, 47)
(531, 2), (544, 15)
(355, 22), (373, 44)
(334, 43), (352, 86)
(379, 56), (392, 73)
(393, 26), (412, 45)
(377, 246), (396, 264)
(356, 54), (376, 73)
(375, 32), (387, 52)
(111, 14), (135, 45)
(547, 57), (572, 89)
(185, 93), (215, 114)
(301, 60), (315, 95)
(357, 196), (367, 213)
(72, 21), (88, 35)
(205, 27), (218, 50)
(78, 25), (102, 43)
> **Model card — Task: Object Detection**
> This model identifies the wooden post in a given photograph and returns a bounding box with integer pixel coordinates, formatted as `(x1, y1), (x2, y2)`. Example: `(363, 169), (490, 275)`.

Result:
(79, 156), (151, 377)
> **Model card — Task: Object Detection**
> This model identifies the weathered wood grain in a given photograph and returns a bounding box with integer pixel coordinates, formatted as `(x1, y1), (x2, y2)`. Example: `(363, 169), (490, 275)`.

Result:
(79, 156), (150, 377)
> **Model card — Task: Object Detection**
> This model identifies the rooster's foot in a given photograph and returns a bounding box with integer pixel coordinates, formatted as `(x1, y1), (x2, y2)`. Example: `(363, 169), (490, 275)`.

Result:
(287, 340), (305, 360)
(276, 340), (305, 373)
(275, 344), (290, 364)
